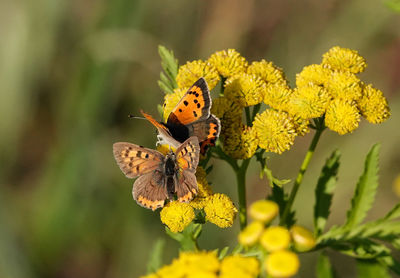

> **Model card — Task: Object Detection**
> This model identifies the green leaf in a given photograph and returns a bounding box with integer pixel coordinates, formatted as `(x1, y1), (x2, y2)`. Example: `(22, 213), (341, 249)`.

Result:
(218, 247), (229, 260)
(146, 238), (165, 274)
(378, 255), (400, 275)
(316, 252), (335, 278)
(314, 150), (340, 237)
(164, 223), (202, 251)
(256, 151), (290, 187)
(345, 144), (380, 228)
(269, 186), (296, 227)
(158, 45), (178, 93)
(385, 0), (400, 13)
(383, 202), (400, 221)
(356, 259), (391, 278)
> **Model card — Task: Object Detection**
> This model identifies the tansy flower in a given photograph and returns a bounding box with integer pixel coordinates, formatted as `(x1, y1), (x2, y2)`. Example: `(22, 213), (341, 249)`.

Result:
(249, 200), (279, 223)
(160, 201), (195, 233)
(223, 125), (259, 160)
(263, 83), (293, 112)
(224, 73), (266, 107)
(163, 87), (187, 121)
(247, 59), (286, 84)
(325, 99), (360, 135)
(253, 110), (297, 154)
(204, 193), (238, 228)
(190, 167), (213, 209)
(208, 49), (248, 78)
(211, 96), (242, 121)
(357, 84), (390, 124)
(290, 225), (316, 252)
(325, 70), (362, 101)
(287, 84), (330, 119)
(295, 64), (330, 88)
(220, 255), (260, 278)
(260, 226), (291, 252)
(238, 221), (264, 246)
(265, 250), (300, 278)
(176, 60), (220, 90)
(322, 46), (367, 74)
(290, 114), (310, 137)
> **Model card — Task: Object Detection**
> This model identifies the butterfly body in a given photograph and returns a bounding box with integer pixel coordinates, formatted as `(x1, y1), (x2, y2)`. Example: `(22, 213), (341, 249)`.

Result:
(113, 137), (200, 210)
(141, 77), (221, 155)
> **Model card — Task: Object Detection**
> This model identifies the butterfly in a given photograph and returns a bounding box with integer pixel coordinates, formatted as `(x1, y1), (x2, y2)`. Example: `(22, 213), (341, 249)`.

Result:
(113, 136), (200, 210)
(141, 77), (221, 155)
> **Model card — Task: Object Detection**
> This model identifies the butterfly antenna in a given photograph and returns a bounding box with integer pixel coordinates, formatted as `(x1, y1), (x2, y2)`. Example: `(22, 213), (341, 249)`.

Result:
(128, 114), (146, 120)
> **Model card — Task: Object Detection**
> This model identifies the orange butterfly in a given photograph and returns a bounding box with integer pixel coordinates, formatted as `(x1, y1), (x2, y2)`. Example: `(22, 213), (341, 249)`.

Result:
(141, 78), (221, 155)
(113, 137), (200, 210)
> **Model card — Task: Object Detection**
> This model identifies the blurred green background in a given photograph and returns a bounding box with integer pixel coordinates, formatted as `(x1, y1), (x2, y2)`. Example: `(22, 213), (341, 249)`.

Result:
(0, 0), (399, 277)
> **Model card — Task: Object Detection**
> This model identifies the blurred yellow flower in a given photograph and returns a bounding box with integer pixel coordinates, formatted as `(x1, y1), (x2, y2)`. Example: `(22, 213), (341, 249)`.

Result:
(238, 221), (264, 246)
(287, 84), (330, 119)
(253, 110), (297, 154)
(357, 84), (390, 124)
(220, 254), (260, 278)
(163, 87), (187, 121)
(260, 226), (291, 252)
(265, 250), (300, 278)
(325, 99), (360, 135)
(290, 225), (316, 252)
(247, 59), (286, 84)
(322, 46), (367, 74)
(249, 200), (279, 223)
(224, 73), (266, 107)
(204, 193), (238, 228)
(223, 125), (259, 160)
(296, 64), (330, 88)
(160, 201), (195, 233)
(325, 70), (362, 101)
(263, 83), (292, 112)
(208, 49), (248, 78)
(176, 60), (220, 90)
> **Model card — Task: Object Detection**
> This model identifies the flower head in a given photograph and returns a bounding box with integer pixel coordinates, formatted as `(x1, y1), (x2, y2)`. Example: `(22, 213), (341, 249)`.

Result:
(163, 87), (187, 121)
(247, 59), (286, 84)
(322, 46), (367, 74)
(325, 70), (362, 101)
(238, 221), (264, 246)
(176, 60), (220, 90)
(296, 64), (330, 88)
(260, 226), (291, 252)
(263, 83), (293, 112)
(265, 250), (300, 278)
(208, 49), (248, 78)
(204, 193), (237, 228)
(211, 96), (242, 121)
(220, 255), (260, 278)
(357, 84), (390, 124)
(253, 110), (297, 154)
(325, 99), (360, 135)
(249, 200), (279, 223)
(224, 73), (266, 107)
(290, 225), (316, 252)
(223, 125), (259, 160)
(290, 115), (310, 137)
(160, 201), (195, 233)
(190, 167), (213, 209)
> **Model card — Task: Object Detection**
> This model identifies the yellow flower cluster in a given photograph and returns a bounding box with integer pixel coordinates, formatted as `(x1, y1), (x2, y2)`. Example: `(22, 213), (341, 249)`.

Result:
(160, 167), (237, 232)
(141, 251), (259, 278)
(238, 200), (317, 278)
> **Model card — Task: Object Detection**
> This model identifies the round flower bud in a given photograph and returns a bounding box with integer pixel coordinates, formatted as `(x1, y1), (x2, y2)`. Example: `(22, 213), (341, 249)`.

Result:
(290, 225), (316, 252)
(249, 200), (279, 223)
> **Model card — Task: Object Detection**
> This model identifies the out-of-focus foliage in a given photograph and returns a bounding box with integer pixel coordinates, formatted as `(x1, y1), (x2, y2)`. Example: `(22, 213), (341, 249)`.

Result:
(0, 0), (399, 277)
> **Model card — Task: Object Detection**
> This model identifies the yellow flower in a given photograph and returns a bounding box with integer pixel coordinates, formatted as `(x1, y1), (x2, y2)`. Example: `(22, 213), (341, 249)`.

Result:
(139, 274), (159, 278)
(253, 110), (297, 154)
(163, 87), (187, 121)
(325, 99), (360, 135)
(290, 225), (316, 252)
(157, 258), (186, 278)
(224, 73), (266, 107)
(290, 114), (310, 137)
(260, 226), (291, 252)
(322, 46), (367, 74)
(204, 193), (238, 228)
(157, 144), (176, 155)
(176, 60), (220, 90)
(247, 59), (286, 84)
(223, 124), (259, 160)
(211, 96), (242, 120)
(263, 83), (293, 112)
(208, 49), (248, 78)
(249, 200), (279, 223)
(160, 201), (195, 233)
(220, 255), (260, 278)
(296, 64), (330, 88)
(357, 84), (390, 124)
(238, 221), (264, 246)
(265, 250), (300, 278)
(325, 70), (362, 101)
(190, 167), (213, 209)
(287, 84), (330, 119)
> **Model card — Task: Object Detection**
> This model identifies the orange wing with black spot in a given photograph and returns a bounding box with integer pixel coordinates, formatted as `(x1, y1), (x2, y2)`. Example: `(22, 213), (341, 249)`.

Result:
(167, 78), (211, 125)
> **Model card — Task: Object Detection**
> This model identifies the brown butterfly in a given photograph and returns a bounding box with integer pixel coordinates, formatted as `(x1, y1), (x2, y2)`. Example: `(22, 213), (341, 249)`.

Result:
(113, 136), (200, 210)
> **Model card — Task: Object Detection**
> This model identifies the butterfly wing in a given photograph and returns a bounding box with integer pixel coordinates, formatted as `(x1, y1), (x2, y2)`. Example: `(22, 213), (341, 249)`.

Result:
(113, 142), (164, 178)
(174, 137), (200, 202)
(132, 171), (167, 210)
(167, 78), (212, 125)
(186, 114), (221, 155)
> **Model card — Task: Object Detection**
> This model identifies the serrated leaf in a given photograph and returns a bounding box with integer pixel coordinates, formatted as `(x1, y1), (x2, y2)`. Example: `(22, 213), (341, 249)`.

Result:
(383, 203), (400, 221)
(345, 144), (380, 228)
(158, 45), (178, 91)
(356, 259), (391, 278)
(146, 238), (165, 274)
(316, 252), (335, 278)
(218, 247), (229, 259)
(314, 150), (340, 237)
(378, 255), (400, 275)
(269, 185), (296, 226)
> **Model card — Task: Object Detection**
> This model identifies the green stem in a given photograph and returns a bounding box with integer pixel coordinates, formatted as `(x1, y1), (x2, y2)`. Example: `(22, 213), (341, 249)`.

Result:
(245, 107), (251, 126)
(251, 103), (261, 120)
(237, 159), (250, 230)
(280, 120), (325, 225)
